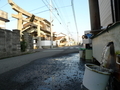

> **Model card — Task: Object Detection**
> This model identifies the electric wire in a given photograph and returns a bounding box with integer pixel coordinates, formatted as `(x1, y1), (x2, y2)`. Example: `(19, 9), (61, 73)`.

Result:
(41, 0), (61, 24)
(52, 0), (72, 35)
(44, 0), (55, 10)
(51, 0), (69, 33)
(42, 0), (69, 34)
(34, 5), (71, 14)
(29, 5), (46, 12)
(0, 3), (8, 9)
(1, 0), (75, 39)
(33, 0), (73, 37)
(60, 0), (69, 21)
(34, 9), (49, 14)
(40, 0), (71, 35)
(9, 18), (16, 21)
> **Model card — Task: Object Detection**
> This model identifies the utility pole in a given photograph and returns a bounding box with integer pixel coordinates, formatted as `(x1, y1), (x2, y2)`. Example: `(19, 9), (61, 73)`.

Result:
(50, 0), (53, 48)
(71, 0), (79, 45)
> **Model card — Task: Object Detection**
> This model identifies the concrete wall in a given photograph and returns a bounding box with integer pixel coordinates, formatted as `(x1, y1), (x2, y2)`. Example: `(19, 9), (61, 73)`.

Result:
(0, 29), (20, 59)
(92, 23), (120, 63)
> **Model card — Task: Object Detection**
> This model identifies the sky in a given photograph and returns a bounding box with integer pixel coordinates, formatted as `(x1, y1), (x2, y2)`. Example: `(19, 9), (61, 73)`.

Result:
(0, 0), (91, 42)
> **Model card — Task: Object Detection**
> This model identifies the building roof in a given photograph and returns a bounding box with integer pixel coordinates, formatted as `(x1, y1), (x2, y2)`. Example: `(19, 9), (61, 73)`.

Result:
(55, 36), (65, 40)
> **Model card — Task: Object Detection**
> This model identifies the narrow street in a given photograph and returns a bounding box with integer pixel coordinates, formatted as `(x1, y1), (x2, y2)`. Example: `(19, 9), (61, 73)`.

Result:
(0, 52), (86, 90)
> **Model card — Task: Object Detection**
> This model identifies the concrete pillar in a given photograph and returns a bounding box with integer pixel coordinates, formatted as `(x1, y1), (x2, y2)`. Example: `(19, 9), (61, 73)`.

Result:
(88, 0), (101, 34)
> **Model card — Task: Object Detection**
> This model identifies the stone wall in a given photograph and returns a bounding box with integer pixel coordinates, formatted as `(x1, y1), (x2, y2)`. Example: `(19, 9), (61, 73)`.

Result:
(0, 29), (20, 59)
(23, 32), (33, 52)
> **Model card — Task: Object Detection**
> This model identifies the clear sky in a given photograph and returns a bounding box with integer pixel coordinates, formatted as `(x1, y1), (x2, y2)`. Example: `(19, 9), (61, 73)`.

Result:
(0, 0), (91, 42)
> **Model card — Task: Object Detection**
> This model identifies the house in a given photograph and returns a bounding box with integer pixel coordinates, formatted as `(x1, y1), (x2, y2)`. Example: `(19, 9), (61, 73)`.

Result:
(54, 32), (75, 47)
(53, 32), (66, 47)
(89, 0), (120, 63)
(88, 0), (120, 89)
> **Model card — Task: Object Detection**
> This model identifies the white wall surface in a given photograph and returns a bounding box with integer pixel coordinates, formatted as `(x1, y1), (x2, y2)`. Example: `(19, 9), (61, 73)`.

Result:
(41, 40), (56, 46)
(92, 23), (120, 63)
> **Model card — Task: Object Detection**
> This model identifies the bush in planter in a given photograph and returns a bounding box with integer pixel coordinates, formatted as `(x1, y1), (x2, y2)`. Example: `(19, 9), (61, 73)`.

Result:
(20, 40), (27, 52)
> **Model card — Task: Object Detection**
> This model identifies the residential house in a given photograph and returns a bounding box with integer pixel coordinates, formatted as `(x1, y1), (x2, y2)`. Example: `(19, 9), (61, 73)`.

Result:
(89, 0), (120, 63)
(88, 0), (120, 89)
(54, 32), (74, 47)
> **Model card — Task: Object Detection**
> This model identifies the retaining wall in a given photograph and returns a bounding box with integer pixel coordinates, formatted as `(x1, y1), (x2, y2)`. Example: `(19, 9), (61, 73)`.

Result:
(0, 29), (20, 59)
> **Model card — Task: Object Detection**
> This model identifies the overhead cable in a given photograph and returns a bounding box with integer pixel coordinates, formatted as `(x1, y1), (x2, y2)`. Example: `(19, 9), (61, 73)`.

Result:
(29, 5), (46, 12)
(34, 5), (71, 14)
(0, 3), (8, 9)
(52, 0), (72, 35)
(41, 0), (61, 24)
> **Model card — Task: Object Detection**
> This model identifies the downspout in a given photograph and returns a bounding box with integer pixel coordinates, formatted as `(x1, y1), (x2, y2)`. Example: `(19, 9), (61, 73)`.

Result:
(110, 0), (116, 22)
(111, 0), (120, 22)
(88, 0), (101, 35)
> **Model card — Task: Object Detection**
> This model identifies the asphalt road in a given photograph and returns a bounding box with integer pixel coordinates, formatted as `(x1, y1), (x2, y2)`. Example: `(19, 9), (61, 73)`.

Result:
(0, 47), (87, 90)
(0, 46), (80, 74)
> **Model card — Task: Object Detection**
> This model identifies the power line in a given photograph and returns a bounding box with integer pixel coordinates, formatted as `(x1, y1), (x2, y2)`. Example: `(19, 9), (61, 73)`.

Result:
(35, 1), (70, 33)
(0, 3), (8, 9)
(52, 0), (72, 35)
(61, 0), (69, 22)
(41, 0), (70, 44)
(9, 18), (16, 21)
(58, 5), (71, 9)
(29, 5), (46, 12)
(34, 9), (49, 14)
(44, 0), (55, 10)
(34, 5), (71, 15)
(41, 0), (61, 24)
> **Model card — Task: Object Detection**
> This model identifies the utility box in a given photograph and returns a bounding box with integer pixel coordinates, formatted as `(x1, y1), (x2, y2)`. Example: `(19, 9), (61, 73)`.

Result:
(83, 39), (92, 44)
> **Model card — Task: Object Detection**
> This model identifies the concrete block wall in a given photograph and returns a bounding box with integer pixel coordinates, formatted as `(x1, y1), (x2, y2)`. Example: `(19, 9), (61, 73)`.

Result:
(0, 29), (20, 59)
